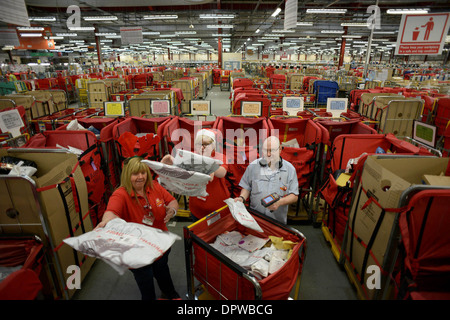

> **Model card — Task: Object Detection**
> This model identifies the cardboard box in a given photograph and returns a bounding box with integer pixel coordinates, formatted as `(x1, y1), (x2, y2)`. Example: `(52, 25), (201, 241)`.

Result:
(343, 155), (450, 299)
(290, 81), (303, 90)
(129, 91), (176, 116)
(422, 174), (450, 186)
(0, 149), (94, 299)
(372, 96), (422, 137)
(152, 72), (163, 82)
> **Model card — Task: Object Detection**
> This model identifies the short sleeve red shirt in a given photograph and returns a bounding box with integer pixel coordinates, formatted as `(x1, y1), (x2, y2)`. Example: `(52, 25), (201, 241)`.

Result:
(106, 181), (175, 231)
(188, 152), (231, 219)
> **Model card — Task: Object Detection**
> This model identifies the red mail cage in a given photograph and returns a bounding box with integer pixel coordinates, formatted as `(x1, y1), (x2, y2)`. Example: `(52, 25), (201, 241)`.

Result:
(184, 205), (306, 300)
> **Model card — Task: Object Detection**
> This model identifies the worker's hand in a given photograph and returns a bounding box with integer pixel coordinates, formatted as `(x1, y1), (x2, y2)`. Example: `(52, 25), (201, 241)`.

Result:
(268, 201), (281, 212)
(164, 206), (177, 224)
(161, 154), (174, 165)
(95, 219), (111, 229)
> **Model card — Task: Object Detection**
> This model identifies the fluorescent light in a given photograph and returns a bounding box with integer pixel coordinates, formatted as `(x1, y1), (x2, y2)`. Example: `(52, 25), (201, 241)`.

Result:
(206, 25), (233, 28)
(17, 27), (44, 31)
(143, 15), (178, 20)
(84, 16), (118, 21)
(296, 22), (314, 26)
(56, 33), (78, 37)
(387, 8), (429, 14)
(159, 34), (177, 37)
(371, 38), (389, 42)
(321, 30), (345, 34)
(49, 36), (64, 40)
(142, 32), (160, 35)
(175, 31), (197, 35)
(29, 17), (56, 22)
(373, 31), (396, 34)
(342, 35), (362, 38)
(105, 35), (121, 39)
(20, 33), (42, 37)
(212, 34), (231, 37)
(341, 23), (370, 27)
(199, 14), (235, 19)
(271, 8), (282, 17)
(255, 29), (260, 34)
(272, 29), (295, 33)
(68, 27), (95, 31)
(307, 9), (347, 14)
(95, 32), (117, 36)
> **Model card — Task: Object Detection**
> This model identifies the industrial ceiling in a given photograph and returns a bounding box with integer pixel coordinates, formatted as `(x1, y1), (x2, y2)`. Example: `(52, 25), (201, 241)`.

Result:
(3, 0), (450, 59)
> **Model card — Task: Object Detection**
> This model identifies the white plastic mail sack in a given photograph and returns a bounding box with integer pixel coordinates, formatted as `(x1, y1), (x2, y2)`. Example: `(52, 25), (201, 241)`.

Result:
(63, 218), (181, 275)
(173, 149), (222, 175)
(210, 231), (291, 279)
(224, 198), (264, 233)
(142, 159), (211, 197)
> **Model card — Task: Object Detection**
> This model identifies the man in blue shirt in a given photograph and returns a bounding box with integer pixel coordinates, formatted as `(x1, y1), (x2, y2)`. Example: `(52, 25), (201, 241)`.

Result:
(235, 136), (299, 224)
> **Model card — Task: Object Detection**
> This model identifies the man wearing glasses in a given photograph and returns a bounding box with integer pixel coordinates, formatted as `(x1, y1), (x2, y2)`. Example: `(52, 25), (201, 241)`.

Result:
(235, 136), (298, 224)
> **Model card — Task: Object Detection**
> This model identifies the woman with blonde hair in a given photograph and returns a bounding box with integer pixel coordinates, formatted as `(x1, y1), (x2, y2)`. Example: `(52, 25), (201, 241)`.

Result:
(97, 156), (180, 300)
(161, 128), (230, 221)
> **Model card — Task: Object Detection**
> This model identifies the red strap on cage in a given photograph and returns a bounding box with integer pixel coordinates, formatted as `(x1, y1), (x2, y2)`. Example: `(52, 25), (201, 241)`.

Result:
(360, 185), (407, 214)
(35, 161), (79, 193)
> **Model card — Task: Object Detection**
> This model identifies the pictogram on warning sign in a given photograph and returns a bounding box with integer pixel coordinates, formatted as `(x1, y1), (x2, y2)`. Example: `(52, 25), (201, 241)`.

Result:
(395, 13), (450, 55)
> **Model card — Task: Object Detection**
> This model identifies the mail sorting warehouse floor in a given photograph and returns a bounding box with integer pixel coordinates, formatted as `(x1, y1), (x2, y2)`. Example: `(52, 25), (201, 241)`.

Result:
(71, 87), (357, 300)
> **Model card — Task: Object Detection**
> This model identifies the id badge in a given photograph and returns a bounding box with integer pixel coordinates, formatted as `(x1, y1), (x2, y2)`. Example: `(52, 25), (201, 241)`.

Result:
(142, 214), (154, 226)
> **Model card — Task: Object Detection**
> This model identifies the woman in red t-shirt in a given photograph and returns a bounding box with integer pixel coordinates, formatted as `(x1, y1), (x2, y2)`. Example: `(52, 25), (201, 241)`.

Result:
(161, 129), (230, 221)
(97, 156), (180, 300)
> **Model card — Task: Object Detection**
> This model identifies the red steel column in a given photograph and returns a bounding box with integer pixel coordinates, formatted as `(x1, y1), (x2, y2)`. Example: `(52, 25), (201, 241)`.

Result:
(338, 27), (347, 68)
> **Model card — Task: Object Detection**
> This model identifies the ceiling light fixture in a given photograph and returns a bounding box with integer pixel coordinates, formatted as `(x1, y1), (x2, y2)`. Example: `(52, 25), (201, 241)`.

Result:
(386, 8), (429, 14)
(84, 16), (118, 21)
(206, 25), (233, 28)
(199, 14), (235, 19)
(17, 27), (44, 31)
(28, 17), (56, 22)
(143, 15), (178, 20)
(68, 27), (95, 31)
(271, 8), (282, 17)
(296, 22), (314, 26)
(307, 9), (347, 14)
(321, 30), (345, 34)
(95, 33), (117, 36)
(20, 33), (42, 37)
(56, 33), (78, 37)
(272, 29), (295, 33)
(341, 23), (370, 27)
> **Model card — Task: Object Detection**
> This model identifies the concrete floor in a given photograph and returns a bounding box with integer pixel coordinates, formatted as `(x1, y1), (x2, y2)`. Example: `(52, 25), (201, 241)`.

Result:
(71, 86), (358, 301)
